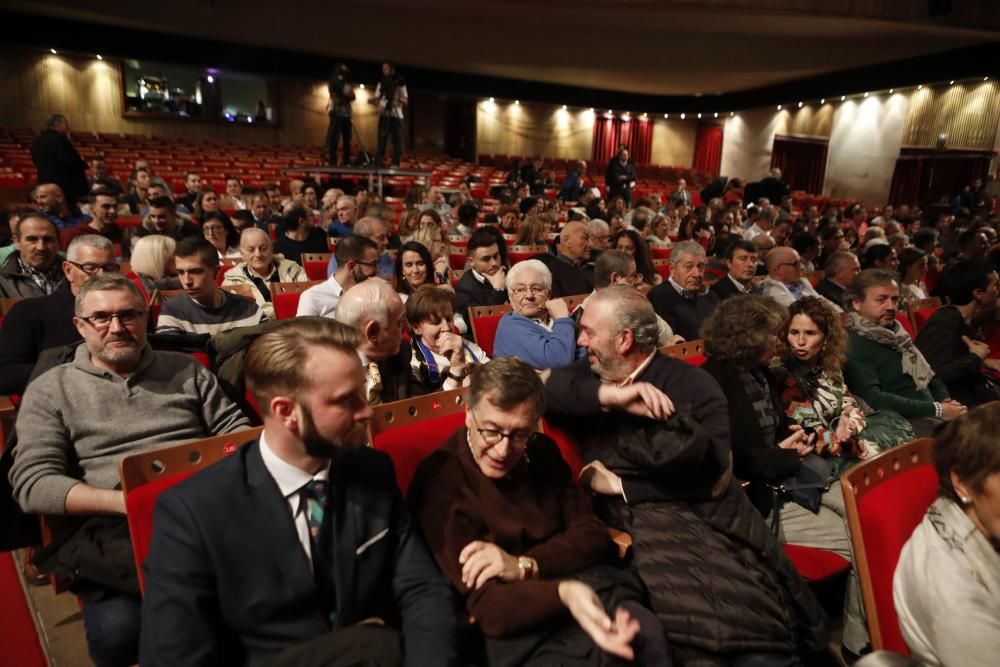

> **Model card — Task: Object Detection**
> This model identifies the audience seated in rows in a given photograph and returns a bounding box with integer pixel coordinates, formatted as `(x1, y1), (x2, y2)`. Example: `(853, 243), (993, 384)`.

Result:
(914, 259), (1000, 407)
(647, 240), (720, 341)
(493, 259), (579, 370)
(410, 357), (670, 664)
(454, 229), (508, 336)
(843, 269), (966, 437)
(0, 234), (117, 395)
(893, 404), (1000, 667)
(405, 285), (489, 394)
(222, 228), (308, 318)
(296, 235), (379, 318)
(0, 213), (63, 298)
(9, 274), (250, 666)
(156, 238), (266, 336)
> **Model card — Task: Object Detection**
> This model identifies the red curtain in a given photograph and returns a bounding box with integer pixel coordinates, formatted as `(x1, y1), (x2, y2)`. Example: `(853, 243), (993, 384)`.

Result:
(889, 149), (993, 207)
(592, 117), (653, 165)
(770, 135), (829, 195)
(692, 124), (723, 176)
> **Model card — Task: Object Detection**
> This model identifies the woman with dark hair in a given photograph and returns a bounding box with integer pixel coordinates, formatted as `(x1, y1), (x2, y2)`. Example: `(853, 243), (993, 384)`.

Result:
(676, 214), (698, 242)
(894, 403), (1000, 666)
(404, 285), (488, 394)
(395, 240), (447, 295)
(612, 229), (659, 286)
(898, 247), (929, 306)
(193, 188), (231, 227)
(201, 211), (242, 260)
(861, 243), (898, 271)
(700, 295), (872, 660)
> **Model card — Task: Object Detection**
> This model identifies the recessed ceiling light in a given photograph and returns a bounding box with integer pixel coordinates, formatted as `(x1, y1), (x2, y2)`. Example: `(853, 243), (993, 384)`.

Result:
(777, 105), (782, 110)
(713, 112), (718, 118)
(206, 75), (214, 83)
(358, 84), (365, 90)
(984, 76), (989, 82)
(949, 80), (955, 85)
(864, 92), (869, 97)
(841, 95), (846, 101)
(96, 54), (103, 61)
(514, 100), (520, 105)
(664, 113), (669, 119)
(917, 84), (923, 90)
(888, 88), (894, 94)
(488, 97), (494, 103)
(798, 101), (803, 108)
(729, 112), (734, 117)
(588, 107), (594, 112)
(561, 104), (567, 110)
(680, 113), (686, 119)
(820, 98), (825, 104)
(50, 48), (57, 54)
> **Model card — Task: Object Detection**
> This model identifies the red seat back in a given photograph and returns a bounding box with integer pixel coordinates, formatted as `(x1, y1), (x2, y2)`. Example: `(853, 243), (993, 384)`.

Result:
(124, 470), (199, 590)
(272, 292), (302, 320)
(373, 412), (467, 495)
(895, 313), (915, 339)
(303, 261), (328, 281)
(911, 306), (938, 332)
(842, 439), (938, 653)
(471, 314), (505, 358)
(507, 251), (539, 265)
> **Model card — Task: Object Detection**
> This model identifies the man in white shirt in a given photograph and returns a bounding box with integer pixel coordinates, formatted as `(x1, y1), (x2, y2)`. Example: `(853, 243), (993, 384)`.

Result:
(743, 207), (777, 242)
(758, 247), (839, 310)
(297, 236), (379, 318)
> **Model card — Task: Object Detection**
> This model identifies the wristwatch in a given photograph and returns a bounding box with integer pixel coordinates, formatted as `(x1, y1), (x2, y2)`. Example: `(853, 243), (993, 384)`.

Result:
(517, 556), (538, 580)
(447, 367), (466, 381)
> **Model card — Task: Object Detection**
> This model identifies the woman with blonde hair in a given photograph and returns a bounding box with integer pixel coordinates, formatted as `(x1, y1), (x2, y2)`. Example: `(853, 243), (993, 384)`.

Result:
(130, 234), (179, 293)
(516, 214), (548, 247)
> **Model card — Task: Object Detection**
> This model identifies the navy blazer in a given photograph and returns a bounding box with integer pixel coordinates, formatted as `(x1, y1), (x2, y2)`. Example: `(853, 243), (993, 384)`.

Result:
(140, 438), (457, 667)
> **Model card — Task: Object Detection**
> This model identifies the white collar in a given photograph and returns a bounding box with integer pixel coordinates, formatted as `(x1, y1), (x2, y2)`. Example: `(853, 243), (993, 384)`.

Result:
(259, 431), (330, 499)
(607, 350), (657, 387)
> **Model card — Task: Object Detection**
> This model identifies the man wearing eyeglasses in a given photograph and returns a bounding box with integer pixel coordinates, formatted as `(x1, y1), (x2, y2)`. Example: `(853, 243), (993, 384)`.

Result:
(10, 273), (249, 667)
(0, 234), (119, 396)
(758, 246), (839, 311)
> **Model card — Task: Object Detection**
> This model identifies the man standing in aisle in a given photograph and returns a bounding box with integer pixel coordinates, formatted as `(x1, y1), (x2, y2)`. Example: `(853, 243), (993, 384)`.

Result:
(326, 64), (355, 166)
(605, 146), (637, 207)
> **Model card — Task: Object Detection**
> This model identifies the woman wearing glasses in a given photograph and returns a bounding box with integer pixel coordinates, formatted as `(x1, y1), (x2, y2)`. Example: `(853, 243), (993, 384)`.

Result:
(200, 211), (241, 260)
(492, 260), (581, 370)
(410, 358), (669, 666)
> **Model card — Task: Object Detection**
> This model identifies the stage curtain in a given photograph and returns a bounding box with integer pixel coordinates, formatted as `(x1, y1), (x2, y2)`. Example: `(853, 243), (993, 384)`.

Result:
(692, 124), (723, 176)
(592, 117), (654, 165)
(770, 135), (828, 195)
(890, 148), (993, 206)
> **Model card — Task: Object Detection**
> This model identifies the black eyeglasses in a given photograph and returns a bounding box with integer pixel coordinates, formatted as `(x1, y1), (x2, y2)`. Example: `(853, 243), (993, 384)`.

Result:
(67, 260), (120, 276)
(77, 309), (145, 330)
(471, 412), (535, 449)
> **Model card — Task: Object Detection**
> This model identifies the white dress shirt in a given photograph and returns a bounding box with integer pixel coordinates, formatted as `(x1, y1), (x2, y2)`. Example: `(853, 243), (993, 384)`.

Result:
(259, 431), (331, 570)
(297, 275), (345, 318)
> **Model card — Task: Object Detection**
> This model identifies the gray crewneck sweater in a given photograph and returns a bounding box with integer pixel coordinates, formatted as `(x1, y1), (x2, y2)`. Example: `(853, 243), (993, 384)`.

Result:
(10, 343), (250, 514)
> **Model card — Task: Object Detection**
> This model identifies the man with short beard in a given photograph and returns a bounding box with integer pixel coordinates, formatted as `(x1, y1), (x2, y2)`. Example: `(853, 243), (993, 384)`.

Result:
(0, 214), (63, 298)
(10, 273), (249, 667)
(140, 318), (457, 666)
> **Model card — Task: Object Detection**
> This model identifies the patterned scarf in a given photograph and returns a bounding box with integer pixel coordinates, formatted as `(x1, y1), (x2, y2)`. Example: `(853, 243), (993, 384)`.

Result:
(847, 311), (935, 390)
(739, 366), (779, 448)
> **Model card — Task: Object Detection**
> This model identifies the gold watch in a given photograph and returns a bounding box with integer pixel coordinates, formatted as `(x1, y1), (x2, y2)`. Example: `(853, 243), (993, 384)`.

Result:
(517, 556), (538, 580)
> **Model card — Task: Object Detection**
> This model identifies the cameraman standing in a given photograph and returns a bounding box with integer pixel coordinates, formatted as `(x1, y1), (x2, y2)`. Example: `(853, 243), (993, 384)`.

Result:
(326, 64), (355, 166)
(372, 63), (408, 168)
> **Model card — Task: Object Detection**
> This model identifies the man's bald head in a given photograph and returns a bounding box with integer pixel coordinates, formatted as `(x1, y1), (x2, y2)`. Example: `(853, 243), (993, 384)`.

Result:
(354, 216), (389, 253)
(335, 279), (406, 361)
(766, 246), (802, 285)
(765, 246), (797, 273)
(560, 221), (591, 262)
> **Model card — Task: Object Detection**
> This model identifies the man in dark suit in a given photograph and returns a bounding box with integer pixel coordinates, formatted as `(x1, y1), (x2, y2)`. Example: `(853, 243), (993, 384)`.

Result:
(605, 147), (637, 206)
(30, 113), (88, 211)
(814, 251), (859, 310)
(711, 239), (760, 301)
(647, 240), (720, 341)
(140, 318), (458, 667)
(335, 278), (422, 405)
(668, 178), (693, 207)
(545, 221), (594, 298)
(453, 229), (508, 337)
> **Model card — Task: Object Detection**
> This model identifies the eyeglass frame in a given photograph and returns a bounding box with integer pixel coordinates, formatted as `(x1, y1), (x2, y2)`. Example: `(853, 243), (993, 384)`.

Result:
(510, 284), (549, 297)
(470, 411), (536, 449)
(66, 260), (121, 276)
(76, 308), (146, 330)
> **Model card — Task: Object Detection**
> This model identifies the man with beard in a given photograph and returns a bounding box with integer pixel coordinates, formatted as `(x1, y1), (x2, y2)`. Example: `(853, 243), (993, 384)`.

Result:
(297, 235), (379, 318)
(9, 273), (249, 667)
(542, 287), (828, 664)
(844, 269), (966, 437)
(0, 213), (63, 298)
(140, 318), (457, 667)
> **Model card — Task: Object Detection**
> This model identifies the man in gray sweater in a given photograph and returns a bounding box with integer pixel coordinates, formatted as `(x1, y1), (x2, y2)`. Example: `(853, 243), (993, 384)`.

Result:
(9, 272), (250, 667)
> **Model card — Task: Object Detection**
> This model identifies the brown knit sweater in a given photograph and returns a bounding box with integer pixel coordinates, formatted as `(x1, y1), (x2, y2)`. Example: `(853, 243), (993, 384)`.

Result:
(408, 428), (613, 637)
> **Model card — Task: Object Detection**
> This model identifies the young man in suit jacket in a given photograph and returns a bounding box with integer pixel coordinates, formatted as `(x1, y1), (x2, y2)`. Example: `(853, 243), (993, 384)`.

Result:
(140, 317), (458, 667)
(454, 229), (509, 337)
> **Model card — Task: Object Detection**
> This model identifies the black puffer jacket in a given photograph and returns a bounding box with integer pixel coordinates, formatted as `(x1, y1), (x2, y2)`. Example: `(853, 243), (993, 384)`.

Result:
(598, 414), (828, 660)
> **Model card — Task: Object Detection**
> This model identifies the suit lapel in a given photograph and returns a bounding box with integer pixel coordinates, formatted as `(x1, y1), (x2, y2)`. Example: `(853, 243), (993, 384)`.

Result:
(245, 441), (317, 600)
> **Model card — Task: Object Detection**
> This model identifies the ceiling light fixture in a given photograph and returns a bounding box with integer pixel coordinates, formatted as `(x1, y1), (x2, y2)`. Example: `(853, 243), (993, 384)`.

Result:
(50, 48), (57, 54)
(488, 97), (494, 103)
(697, 113), (702, 119)
(206, 75), (214, 83)
(664, 113), (669, 119)
(562, 104), (567, 110)
(863, 92), (869, 97)
(514, 100), (520, 105)
(985, 76), (990, 81)
(359, 84), (365, 90)
(777, 104), (782, 110)
(713, 112), (718, 118)
(798, 101), (803, 108)
(680, 113), (686, 120)
(949, 80), (955, 85)
(820, 98), (825, 104)
(96, 54), (103, 61)
(917, 84), (923, 90)
(588, 107), (594, 113)
(840, 95), (846, 101)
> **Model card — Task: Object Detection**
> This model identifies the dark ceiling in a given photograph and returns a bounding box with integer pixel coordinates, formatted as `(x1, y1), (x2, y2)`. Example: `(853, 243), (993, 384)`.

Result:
(4, 0), (1000, 112)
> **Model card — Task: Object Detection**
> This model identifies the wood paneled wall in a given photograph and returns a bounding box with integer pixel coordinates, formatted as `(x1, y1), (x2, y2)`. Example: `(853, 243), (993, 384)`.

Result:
(476, 100), (594, 160)
(0, 47), (384, 149)
(901, 80), (1000, 150)
(650, 118), (697, 166)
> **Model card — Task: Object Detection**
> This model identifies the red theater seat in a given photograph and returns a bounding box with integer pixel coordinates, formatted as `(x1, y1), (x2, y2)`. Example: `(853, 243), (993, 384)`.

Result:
(842, 438), (938, 654)
(469, 304), (512, 358)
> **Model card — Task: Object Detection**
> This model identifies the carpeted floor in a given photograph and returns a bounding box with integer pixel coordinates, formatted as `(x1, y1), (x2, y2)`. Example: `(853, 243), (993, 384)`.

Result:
(0, 551), (48, 667)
